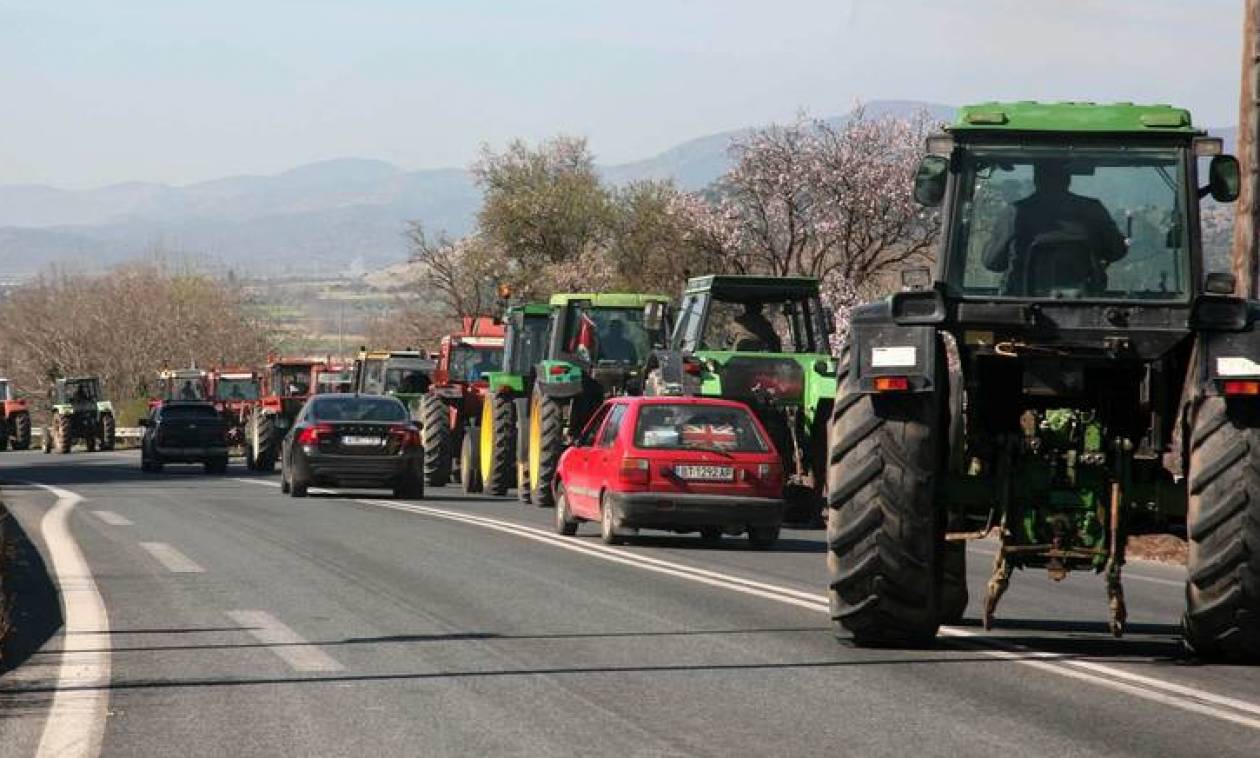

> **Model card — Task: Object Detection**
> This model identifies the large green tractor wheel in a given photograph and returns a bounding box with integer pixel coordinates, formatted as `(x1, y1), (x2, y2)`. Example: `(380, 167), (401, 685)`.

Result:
(419, 394), (452, 487)
(99, 412), (116, 451)
(528, 391), (565, 508)
(826, 344), (942, 646)
(1183, 394), (1260, 660)
(480, 393), (516, 496)
(12, 411), (31, 450)
(249, 411), (278, 472)
(55, 413), (73, 454)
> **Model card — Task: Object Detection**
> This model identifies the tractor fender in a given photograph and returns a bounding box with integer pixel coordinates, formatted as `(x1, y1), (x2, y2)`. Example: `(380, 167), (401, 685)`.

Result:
(1193, 314), (1260, 397)
(535, 378), (584, 399)
(848, 301), (941, 394)
(513, 396), (531, 463)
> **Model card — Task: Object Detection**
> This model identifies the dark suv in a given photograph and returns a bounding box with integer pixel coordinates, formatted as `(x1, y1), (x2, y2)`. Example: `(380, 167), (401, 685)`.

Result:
(140, 401), (229, 473)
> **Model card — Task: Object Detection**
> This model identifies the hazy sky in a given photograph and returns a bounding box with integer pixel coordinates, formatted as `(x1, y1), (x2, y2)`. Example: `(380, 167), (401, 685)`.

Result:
(0, 0), (1244, 188)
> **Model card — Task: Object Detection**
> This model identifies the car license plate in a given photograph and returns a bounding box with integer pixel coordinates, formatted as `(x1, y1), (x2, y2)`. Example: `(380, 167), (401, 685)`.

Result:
(341, 435), (384, 447)
(675, 465), (734, 481)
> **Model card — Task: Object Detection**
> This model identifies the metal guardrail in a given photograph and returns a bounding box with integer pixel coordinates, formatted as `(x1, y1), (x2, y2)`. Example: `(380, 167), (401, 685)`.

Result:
(31, 427), (143, 439)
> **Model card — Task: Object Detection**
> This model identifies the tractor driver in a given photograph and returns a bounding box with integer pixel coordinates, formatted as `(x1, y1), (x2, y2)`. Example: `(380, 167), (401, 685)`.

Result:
(729, 302), (782, 353)
(73, 384), (90, 403)
(179, 380), (198, 400)
(982, 160), (1127, 294)
(600, 319), (638, 363)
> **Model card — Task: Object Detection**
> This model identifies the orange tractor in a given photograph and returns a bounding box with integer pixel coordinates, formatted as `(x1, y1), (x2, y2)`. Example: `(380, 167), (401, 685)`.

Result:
(244, 358), (325, 471)
(417, 317), (505, 486)
(0, 377), (32, 451)
(207, 368), (263, 450)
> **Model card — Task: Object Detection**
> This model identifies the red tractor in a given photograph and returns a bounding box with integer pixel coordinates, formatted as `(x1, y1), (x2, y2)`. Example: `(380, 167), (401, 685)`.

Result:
(0, 377), (32, 451)
(244, 358), (325, 471)
(207, 368), (263, 451)
(418, 317), (505, 486)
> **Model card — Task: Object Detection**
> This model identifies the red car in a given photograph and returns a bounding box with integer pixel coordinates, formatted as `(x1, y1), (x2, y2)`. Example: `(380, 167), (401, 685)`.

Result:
(553, 396), (785, 548)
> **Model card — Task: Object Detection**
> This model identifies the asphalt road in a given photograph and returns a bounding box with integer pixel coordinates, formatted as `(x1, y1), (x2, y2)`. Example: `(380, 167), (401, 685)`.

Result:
(1, 449), (1258, 757)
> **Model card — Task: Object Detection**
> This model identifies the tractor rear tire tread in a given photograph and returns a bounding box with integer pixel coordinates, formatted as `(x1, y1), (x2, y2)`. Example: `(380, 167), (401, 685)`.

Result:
(12, 412), (31, 450)
(1184, 395), (1260, 661)
(826, 343), (941, 647)
(485, 394), (516, 496)
(420, 394), (452, 487)
(531, 393), (564, 508)
(100, 413), (116, 451)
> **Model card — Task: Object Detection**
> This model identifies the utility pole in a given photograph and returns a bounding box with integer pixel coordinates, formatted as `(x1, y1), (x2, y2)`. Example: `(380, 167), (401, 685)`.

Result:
(1233, 0), (1260, 296)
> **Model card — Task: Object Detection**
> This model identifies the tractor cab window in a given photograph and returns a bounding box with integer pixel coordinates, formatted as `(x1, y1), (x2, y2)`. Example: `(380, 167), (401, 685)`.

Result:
(169, 378), (206, 401)
(692, 295), (825, 354)
(0, 381), (11, 402)
(383, 359), (431, 394)
(950, 145), (1190, 301)
(359, 360), (385, 394)
(273, 366), (312, 397)
(316, 371), (352, 394)
(563, 306), (664, 366)
(66, 381), (98, 403)
(449, 345), (503, 382)
(506, 316), (550, 375)
(217, 378), (259, 400)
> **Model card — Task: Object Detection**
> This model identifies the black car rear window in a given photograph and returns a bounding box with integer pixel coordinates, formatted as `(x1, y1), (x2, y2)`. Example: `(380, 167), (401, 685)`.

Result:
(312, 396), (408, 422)
(633, 404), (768, 452)
(160, 405), (220, 419)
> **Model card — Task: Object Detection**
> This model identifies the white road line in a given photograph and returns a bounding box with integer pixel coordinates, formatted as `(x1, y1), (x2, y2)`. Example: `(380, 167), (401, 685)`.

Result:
(25, 482), (111, 758)
(225, 610), (344, 673)
(347, 495), (1260, 732)
(230, 477), (1260, 728)
(91, 510), (132, 526)
(138, 542), (205, 573)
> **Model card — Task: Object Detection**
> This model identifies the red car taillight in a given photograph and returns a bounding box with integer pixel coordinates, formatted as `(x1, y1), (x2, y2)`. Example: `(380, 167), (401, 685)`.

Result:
(389, 424), (421, 448)
(297, 423), (334, 445)
(618, 457), (650, 485)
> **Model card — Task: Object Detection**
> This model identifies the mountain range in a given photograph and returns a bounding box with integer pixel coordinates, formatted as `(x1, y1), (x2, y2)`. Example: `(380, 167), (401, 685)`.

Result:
(0, 101), (1230, 279)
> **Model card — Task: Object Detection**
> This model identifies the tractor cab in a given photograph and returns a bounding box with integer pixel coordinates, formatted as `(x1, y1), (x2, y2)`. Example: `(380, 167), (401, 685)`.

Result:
(158, 368), (209, 403)
(0, 378), (13, 403)
(545, 293), (671, 396)
(434, 317), (506, 387)
(315, 365), (354, 394)
(209, 370), (261, 404)
(352, 349), (436, 418)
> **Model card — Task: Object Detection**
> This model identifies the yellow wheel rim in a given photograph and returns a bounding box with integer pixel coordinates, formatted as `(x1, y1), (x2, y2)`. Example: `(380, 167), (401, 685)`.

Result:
(479, 397), (495, 485)
(528, 393), (542, 492)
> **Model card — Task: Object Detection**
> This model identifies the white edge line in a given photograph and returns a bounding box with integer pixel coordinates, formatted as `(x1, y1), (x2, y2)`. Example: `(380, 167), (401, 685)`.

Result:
(21, 481), (112, 758)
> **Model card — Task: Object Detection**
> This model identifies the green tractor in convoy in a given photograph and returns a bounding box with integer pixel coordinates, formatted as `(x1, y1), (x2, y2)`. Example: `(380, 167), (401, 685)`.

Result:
(466, 303), (553, 497)
(475, 293), (670, 505)
(351, 348), (437, 419)
(645, 275), (838, 523)
(828, 100), (1260, 659)
(42, 376), (116, 454)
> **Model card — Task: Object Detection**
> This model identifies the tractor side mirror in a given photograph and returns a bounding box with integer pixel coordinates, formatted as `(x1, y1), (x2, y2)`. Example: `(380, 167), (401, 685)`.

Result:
(1205, 272), (1237, 295)
(643, 301), (665, 332)
(822, 306), (837, 335)
(912, 155), (949, 207)
(1209, 155), (1241, 203)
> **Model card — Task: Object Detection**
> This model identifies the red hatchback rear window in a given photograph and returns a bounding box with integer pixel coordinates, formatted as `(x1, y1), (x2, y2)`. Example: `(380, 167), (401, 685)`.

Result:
(633, 404), (768, 453)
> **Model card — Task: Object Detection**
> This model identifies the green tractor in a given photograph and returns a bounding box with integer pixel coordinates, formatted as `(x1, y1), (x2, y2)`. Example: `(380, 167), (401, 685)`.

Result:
(506, 293), (671, 507)
(351, 348), (437, 419)
(645, 275), (838, 523)
(466, 303), (553, 497)
(827, 100), (1260, 659)
(42, 376), (116, 454)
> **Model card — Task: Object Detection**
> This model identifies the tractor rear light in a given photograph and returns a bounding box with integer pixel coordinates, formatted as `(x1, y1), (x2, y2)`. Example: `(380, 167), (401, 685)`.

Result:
(1223, 380), (1260, 396)
(618, 457), (650, 485)
(297, 423), (334, 445)
(549, 365), (568, 376)
(683, 360), (702, 375)
(873, 376), (910, 392)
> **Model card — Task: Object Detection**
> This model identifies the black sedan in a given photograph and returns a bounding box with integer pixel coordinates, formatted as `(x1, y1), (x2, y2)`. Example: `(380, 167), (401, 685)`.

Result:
(280, 394), (424, 499)
(140, 401), (229, 473)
